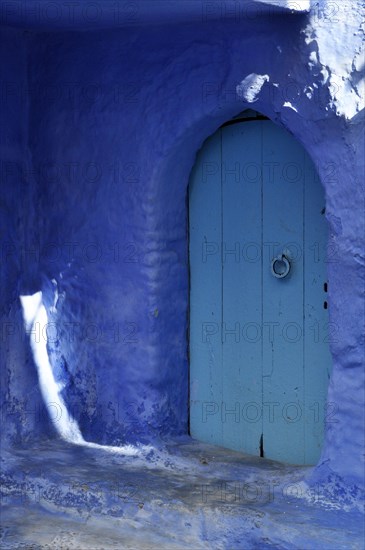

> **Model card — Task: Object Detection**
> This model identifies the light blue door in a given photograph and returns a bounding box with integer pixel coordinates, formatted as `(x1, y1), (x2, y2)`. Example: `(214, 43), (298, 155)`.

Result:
(189, 118), (332, 465)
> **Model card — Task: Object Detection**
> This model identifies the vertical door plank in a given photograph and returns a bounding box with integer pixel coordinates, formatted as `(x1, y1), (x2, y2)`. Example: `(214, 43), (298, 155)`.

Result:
(189, 131), (223, 446)
(221, 122), (263, 456)
(262, 122), (305, 464)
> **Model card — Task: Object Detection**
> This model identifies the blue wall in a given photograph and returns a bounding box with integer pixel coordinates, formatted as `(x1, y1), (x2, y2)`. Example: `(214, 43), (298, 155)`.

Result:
(25, 19), (305, 446)
(0, 28), (55, 443)
(1, 2), (364, 490)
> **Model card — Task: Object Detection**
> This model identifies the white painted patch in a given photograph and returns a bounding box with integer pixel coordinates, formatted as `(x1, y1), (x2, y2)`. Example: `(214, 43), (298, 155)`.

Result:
(50, 279), (59, 313)
(283, 101), (298, 112)
(236, 74), (270, 103)
(20, 292), (140, 456)
(20, 292), (84, 444)
(254, 0), (310, 11)
(304, 85), (314, 99)
(305, 3), (365, 120)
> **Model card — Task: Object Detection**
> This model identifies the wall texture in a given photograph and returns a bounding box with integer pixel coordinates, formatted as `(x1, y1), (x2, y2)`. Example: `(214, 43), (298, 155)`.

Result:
(0, 27), (55, 444)
(1, 0), (364, 490)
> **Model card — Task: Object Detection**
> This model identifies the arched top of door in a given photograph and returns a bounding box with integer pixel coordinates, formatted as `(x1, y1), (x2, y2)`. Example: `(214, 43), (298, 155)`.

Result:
(221, 109), (269, 128)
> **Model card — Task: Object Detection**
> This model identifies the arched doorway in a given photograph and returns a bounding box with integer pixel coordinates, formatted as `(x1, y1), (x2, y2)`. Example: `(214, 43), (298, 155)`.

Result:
(189, 111), (332, 465)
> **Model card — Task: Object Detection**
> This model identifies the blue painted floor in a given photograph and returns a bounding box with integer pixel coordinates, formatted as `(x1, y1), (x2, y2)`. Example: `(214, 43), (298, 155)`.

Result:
(1, 438), (364, 549)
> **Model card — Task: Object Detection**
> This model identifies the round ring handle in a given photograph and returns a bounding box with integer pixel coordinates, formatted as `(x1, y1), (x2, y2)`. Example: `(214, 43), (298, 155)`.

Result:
(271, 254), (291, 279)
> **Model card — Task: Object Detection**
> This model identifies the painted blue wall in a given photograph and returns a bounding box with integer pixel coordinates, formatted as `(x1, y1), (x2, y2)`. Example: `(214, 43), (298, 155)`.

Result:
(0, 28), (55, 443)
(25, 19), (306, 446)
(0, 1), (364, 492)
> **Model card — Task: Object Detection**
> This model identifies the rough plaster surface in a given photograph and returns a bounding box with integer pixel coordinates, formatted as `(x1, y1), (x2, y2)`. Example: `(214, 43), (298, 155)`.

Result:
(1, 0), (364, 504)
(1, 439), (364, 548)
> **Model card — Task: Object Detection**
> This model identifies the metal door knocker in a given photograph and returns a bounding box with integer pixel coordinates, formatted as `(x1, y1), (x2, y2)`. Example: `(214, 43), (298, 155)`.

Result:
(271, 253), (291, 279)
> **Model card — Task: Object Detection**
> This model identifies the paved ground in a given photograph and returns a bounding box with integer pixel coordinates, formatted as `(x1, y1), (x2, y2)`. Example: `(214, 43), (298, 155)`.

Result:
(1, 437), (364, 549)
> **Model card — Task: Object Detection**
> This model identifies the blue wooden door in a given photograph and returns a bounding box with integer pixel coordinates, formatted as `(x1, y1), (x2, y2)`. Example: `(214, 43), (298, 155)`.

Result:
(189, 119), (332, 465)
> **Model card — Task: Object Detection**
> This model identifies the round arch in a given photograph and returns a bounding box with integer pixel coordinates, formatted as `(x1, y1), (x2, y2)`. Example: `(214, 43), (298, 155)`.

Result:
(150, 94), (362, 485)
